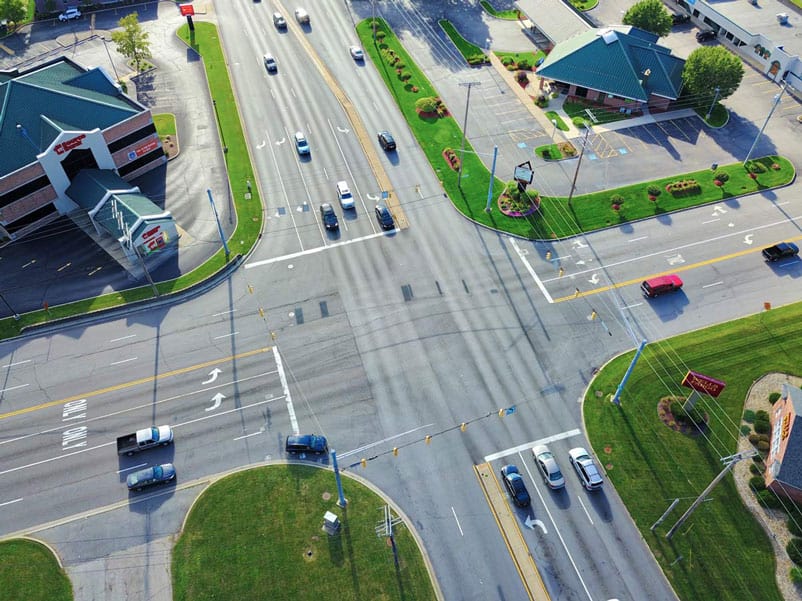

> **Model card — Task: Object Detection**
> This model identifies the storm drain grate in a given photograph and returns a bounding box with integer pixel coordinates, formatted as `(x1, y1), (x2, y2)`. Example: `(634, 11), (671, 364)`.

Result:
(401, 284), (413, 302)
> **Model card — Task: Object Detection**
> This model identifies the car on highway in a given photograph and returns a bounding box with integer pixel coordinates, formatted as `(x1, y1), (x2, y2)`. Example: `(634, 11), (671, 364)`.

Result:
(762, 242), (799, 262)
(568, 447), (603, 491)
(126, 463), (176, 491)
(272, 12), (287, 29)
(263, 53), (277, 73)
(641, 274), (683, 298)
(349, 46), (364, 61)
(500, 464), (531, 507)
(696, 29), (717, 42)
(294, 131), (310, 155)
(377, 130), (396, 151)
(320, 203), (339, 230)
(58, 7), (81, 21)
(375, 205), (394, 230)
(336, 180), (355, 210)
(285, 434), (328, 454)
(532, 444), (565, 490)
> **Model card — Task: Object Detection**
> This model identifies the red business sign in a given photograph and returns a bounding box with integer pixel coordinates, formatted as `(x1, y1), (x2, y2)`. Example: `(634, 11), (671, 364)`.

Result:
(179, 4), (194, 15)
(134, 139), (159, 157)
(54, 133), (86, 155)
(681, 370), (726, 398)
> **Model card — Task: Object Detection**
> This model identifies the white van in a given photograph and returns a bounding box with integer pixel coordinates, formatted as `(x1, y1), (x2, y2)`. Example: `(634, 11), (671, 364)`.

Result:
(336, 180), (355, 209)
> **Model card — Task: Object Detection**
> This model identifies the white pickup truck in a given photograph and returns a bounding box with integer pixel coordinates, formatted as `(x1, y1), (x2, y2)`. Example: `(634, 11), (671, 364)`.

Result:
(116, 425), (173, 456)
(294, 8), (309, 24)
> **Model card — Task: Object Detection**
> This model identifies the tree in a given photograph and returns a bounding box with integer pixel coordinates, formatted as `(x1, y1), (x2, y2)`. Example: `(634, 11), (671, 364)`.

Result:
(0, 0), (27, 31)
(682, 46), (744, 101)
(111, 13), (152, 73)
(622, 0), (672, 37)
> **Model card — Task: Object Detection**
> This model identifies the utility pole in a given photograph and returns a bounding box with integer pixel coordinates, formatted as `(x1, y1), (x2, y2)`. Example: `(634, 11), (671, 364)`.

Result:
(485, 145), (498, 212)
(744, 82), (786, 167)
(375, 505), (404, 568)
(0, 291), (19, 320)
(207, 189), (230, 259)
(705, 86), (720, 120)
(665, 450), (756, 540)
(457, 81), (481, 188)
(611, 339), (647, 406)
(566, 127), (590, 208)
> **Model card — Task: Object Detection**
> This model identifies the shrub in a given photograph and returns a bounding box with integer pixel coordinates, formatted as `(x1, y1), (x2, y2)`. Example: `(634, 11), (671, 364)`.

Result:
(669, 400), (705, 425)
(665, 179), (701, 196)
(400, 71), (412, 81)
(713, 171), (730, 183)
(769, 391), (782, 405)
(759, 433), (770, 443)
(572, 116), (588, 128)
(415, 97), (438, 113)
(746, 161), (768, 174)
(740, 424), (752, 436)
(506, 64), (517, 71)
(754, 419), (771, 434)
(535, 94), (549, 108)
(559, 142), (576, 157)
(757, 440), (770, 453)
(376, 30), (386, 42)
(758, 489), (783, 509)
(788, 538), (802, 566)
(743, 409), (756, 423)
(468, 54), (488, 65)
(749, 475), (766, 491)
(748, 433), (760, 445)
(750, 463), (762, 475)
(647, 185), (662, 197)
(517, 59), (531, 70)
(791, 567), (802, 583)
(756, 410), (770, 421)
(610, 194), (625, 205)
(542, 149), (551, 159)
(395, 60), (406, 69)
(790, 517), (802, 537)
(501, 56), (514, 66)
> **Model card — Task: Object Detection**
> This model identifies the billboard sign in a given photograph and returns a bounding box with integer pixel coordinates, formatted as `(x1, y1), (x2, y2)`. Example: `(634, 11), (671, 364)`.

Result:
(514, 161), (533, 184)
(681, 370), (726, 398)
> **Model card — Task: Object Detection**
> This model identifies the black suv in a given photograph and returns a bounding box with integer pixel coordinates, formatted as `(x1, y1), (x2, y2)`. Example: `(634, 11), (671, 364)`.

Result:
(696, 29), (717, 42)
(286, 434), (328, 454)
(377, 131), (396, 151)
(671, 11), (690, 24)
(320, 203), (339, 231)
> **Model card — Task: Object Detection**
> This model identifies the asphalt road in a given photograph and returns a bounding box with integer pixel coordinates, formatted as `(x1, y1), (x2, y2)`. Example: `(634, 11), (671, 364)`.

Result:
(2, 0), (802, 600)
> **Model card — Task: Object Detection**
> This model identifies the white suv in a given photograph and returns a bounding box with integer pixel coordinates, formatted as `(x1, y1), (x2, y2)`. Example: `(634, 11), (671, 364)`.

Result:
(336, 181), (354, 209)
(59, 7), (81, 21)
(568, 447), (603, 491)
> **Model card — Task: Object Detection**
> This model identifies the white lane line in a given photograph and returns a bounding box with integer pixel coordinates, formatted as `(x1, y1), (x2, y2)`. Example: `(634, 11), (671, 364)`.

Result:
(702, 281), (724, 289)
(509, 238), (554, 303)
(484, 428), (582, 462)
(0, 498), (23, 507)
(621, 302), (643, 309)
(234, 431), (263, 441)
(576, 495), (594, 525)
(110, 334), (137, 343)
(213, 332), (239, 340)
(273, 346), (298, 435)
(117, 463), (147, 474)
(338, 424), (435, 459)
(451, 506), (464, 536)
(701, 218), (720, 224)
(522, 460), (594, 601)
(0, 383), (29, 393)
(110, 357), (137, 366)
(245, 230), (396, 269)
(0, 360), (31, 368)
(213, 309), (237, 317)
(628, 236), (648, 243)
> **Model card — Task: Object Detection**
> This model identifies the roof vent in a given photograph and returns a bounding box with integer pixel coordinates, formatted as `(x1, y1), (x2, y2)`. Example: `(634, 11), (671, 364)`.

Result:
(601, 29), (618, 44)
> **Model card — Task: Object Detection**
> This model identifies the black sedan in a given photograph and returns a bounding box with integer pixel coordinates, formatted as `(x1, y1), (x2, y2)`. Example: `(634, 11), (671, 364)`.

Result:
(500, 464), (531, 507)
(320, 203), (339, 231)
(375, 205), (394, 230)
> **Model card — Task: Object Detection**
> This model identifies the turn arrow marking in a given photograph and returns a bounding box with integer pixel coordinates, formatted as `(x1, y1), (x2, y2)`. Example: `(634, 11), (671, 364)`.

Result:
(206, 392), (225, 412)
(524, 515), (548, 534)
(202, 368), (222, 385)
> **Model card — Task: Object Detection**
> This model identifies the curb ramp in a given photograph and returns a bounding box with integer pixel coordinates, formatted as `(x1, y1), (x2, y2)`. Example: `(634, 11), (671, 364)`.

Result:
(474, 462), (552, 601)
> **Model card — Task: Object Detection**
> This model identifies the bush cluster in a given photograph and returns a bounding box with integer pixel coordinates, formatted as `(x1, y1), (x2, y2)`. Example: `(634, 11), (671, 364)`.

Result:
(748, 432), (760, 445)
(713, 171), (730, 183)
(668, 400), (705, 425)
(467, 54), (488, 65)
(746, 161), (768, 174)
(750, 475), (767, 492)
(535, 94), (549, 108)
(516, 70), (529, 83)
(758, 489), (783, 509)
(665, 179), (701, 196)
(501, 56), (514, 66)
(791, 567), (802, 583)
(443, 148), (460, 170)
(558, 142), (576, 157)
(790, 517), (802, 537)
(750, 463), (763, 475)
(572, 116), (588, 128)
(769, 391), (782, 405)
(788, 538), (802, 566)
(757, 440), (770, 452)
(647, 185), (662, 197)
(743, 409), (756, 423)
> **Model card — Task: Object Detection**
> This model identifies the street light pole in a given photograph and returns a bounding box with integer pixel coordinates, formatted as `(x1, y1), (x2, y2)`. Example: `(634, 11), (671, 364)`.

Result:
(485, 145), (498, 212)
(207, 188), (230, 259)
(457, 81), (481, 188)
(551, 118), (558, 140)
(705, 86), (720, 121)
(566, 127), (590, 207)
(0, 291), (19, 320)
(744, 82), (786, 166)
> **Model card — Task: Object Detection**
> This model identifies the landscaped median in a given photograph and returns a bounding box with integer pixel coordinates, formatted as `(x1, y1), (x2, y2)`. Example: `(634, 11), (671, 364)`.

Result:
(581, 304), (802, 601)
(357, 19), (794, 241)
(0, 539), (72, 601)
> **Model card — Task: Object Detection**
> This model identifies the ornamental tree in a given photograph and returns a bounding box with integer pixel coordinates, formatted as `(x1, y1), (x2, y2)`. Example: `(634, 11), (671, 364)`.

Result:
(622, 0), (672, 37)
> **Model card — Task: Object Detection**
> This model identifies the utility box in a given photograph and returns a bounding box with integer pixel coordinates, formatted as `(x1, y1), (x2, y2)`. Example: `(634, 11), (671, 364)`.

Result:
(323, 511), (340, 535)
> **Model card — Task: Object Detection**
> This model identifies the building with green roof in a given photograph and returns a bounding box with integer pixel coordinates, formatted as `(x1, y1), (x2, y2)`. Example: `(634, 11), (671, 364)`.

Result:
(0, 55), (170, 271)
(537, 26), (685, 115)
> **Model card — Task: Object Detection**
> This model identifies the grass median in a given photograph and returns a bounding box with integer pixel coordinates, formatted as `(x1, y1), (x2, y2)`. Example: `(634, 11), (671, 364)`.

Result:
(0, 539), (72, 601)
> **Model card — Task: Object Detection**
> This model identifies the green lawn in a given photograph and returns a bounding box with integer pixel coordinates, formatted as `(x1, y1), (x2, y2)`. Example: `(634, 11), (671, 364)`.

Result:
(582, 303), (802, 600)
(479, 0), (521, 19)
(173, 465), (436, 601)
(0, 539), (72, 601)
(438, 20), (488, 65)
(567, 0), (599, 10)
(494, 50), (544, 71)
(544, 111), (569, 131)
(563, 100), (633, 126)
(153, 113), (177, 137)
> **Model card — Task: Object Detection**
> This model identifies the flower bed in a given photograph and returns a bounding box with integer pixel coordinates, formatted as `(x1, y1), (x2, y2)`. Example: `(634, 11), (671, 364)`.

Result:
(665, 179), (701, 197)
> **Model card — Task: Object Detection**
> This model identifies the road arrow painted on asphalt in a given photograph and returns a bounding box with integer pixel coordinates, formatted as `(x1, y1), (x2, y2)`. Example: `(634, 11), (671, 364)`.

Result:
(275, 137), (286, 145)
(206, 392), (225, 412)
(589, 273), (599, 284)
(524, 515), (548, 533)
(202, 368), (222, 385)
(256, 140), (266, 149)
(744, 234), (754, 245)
(336, 126), (350, 133)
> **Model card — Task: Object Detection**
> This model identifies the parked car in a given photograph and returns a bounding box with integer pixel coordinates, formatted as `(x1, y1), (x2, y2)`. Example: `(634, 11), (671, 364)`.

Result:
(272, 12), (287, 29)
(762, 242), (799, 262)
(500, 465), (531, 507)
(336, 180), (355, 210)
(377, 130), (396, 151)
(263, 53), (277, 73)
(641, 274), (683, 298)
(696, 29), (717, 42)
(320, 203), (339, 230)
(58, 7), (81, 21)
(294, 131), (310, 155)
(671, 11), (690, 25)
(532, 444), (565, 490)
(126, 463), (176, 491)
(285, 434), (328, 454)
(375, 204), (394, 230)
(349, 46), (364, 61)
(568, 447), (603, 491)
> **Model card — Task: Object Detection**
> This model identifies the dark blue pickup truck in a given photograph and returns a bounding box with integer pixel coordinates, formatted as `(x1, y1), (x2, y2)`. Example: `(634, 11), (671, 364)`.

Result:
(762, 242), (799, 262)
